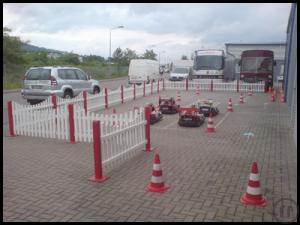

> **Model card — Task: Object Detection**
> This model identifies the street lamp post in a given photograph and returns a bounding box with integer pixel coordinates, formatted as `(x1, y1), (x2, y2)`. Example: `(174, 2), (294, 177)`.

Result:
(109, 25), (124, 62)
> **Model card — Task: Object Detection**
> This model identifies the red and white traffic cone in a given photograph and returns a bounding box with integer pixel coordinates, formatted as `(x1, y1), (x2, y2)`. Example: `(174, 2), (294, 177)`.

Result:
(145, 153), (169, 193)
(280, 93), (285, 103)
(196, 85), (200, 95)
(176, 91), (181, 102)
(270, 93), (275, 102)
(248, 88), (252, 96)
(240, 162), (267, 206)
(239, 94), (244, 104)
(205, 113), (215, 133)
(227, 98), (234, 112)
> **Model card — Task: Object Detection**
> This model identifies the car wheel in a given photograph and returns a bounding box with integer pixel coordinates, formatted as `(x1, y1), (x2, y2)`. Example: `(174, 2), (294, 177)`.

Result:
(64, 90), (73, 99)
(93, 87), (100, 94)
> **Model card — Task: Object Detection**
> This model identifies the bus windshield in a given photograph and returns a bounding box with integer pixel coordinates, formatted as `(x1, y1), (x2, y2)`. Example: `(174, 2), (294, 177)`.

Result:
(241, 57), (273, 73)
(194, 56), (223, 70)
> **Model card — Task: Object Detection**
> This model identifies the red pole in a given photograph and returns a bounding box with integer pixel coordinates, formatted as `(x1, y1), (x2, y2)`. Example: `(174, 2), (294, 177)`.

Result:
(163, 79), (165, 91)
(121, 85), (124, 104)
(144, 106), (151, 152)
(89, 120), (109, 183)
(7, 101), (15, 137)
(105, 88), (108, 109)
(158, 80), (160, 93)
(83, 91), (87, 115)
(186, 79), (188, 91)
(211, 79), (213, 92)
(133, 83), (136, 100)
(51, 94), (57, 109)
(143, 81), (146, 97)
(237, 80), (240, 93)
(68, 104), (75, 144)
(151, 80), (153, 95)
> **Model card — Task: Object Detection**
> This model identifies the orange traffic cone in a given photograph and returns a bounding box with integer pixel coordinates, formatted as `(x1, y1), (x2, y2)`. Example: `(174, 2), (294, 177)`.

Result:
(240, 162), (267, 206)
(205, 113), (215, 133)
(227, 98), (233, 112)
(145, 153), (169, 193)
(239, 94), (244, 104)
(176, 91), (181, 102)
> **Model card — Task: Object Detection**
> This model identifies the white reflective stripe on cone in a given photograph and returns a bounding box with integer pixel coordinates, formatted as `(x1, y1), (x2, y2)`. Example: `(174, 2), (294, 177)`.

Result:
(153, 164), (161, 171)
(249, 173), (260, 181)
(151, 176), (163, 183)
(246, 186), (261, 195)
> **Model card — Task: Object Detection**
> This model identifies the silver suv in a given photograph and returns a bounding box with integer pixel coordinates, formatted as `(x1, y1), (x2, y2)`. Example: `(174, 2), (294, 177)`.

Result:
(21, 66), (101, 104)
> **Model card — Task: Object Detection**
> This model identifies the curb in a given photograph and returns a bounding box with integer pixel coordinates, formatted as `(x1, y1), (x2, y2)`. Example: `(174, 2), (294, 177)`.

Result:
(3, 89), (21, 94)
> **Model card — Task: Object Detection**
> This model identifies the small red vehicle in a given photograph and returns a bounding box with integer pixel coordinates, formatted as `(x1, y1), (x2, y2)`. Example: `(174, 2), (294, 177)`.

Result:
(177, 106), (205, 127)
(158, 96), (180, 114)
(147, 103), (163, 124)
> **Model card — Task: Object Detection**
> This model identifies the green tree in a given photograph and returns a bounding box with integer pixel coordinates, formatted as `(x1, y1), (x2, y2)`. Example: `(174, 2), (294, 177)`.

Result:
(112, 47), (123, 63)
(142, 49), (157, 60)
(121, 48), (138, 65)
(3, 27), (27, 64)
(181, 55), (188, 60)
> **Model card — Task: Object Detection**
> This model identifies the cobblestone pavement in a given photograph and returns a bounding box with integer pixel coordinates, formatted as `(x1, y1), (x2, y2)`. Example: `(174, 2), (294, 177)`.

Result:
(3, 90), (297, 222)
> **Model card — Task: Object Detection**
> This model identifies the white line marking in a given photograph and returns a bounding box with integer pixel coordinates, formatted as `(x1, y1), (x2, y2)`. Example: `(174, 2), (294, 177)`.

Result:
(215, 111), (230, 128)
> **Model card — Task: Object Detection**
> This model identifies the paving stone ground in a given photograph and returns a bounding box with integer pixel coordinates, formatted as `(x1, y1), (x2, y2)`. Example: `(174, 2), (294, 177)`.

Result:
(3, 90), (297, 222)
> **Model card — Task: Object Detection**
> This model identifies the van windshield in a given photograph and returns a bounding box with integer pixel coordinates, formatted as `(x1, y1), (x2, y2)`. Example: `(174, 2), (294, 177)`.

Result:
(173, 68), (189, 74)
(26, 68), (51, 80)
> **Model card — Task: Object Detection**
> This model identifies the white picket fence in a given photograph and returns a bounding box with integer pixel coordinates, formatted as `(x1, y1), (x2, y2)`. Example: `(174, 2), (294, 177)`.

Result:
(163, 80), (265, 92)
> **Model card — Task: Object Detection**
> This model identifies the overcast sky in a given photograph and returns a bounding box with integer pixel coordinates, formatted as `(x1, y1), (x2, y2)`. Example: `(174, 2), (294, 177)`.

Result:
(3, 3), (291, 62)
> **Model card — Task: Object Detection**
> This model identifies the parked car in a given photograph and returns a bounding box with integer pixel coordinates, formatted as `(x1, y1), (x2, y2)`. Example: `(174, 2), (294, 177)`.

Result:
(21, 66), (101, 104)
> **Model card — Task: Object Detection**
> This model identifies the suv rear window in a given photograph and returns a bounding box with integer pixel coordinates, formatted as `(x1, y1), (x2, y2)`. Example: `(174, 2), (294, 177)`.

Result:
(26, 68), (51, 80)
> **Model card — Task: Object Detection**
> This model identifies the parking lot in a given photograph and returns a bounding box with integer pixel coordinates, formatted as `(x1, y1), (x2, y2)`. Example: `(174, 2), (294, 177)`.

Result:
(3, 89), (297, 222)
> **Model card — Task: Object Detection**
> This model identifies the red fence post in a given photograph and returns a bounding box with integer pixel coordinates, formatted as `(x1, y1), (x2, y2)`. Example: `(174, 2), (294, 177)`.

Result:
(143, 81), (146, 97)
(163, 79), (165, 91)
(105, 88), (108, 109)
(185, 79), (188, 91)
(158, 80), (160, 93)
(83, 91), (87, 115)
(89, 120), (109, 183)
(121, 85), (124, 104)
(51, 94), (57, 109)
(144, 106), (152, 152)
(133, 83), (136, 100)
(68, 104), (75, 144)
(211, 79), (213, 92)
(151, 80), (153, 95)
(7, 101), (15, 137)
(237, 80), (240, 93)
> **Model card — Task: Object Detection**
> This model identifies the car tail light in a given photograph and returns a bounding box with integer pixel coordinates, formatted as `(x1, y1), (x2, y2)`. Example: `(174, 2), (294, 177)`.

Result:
(49, 76), (58, 86)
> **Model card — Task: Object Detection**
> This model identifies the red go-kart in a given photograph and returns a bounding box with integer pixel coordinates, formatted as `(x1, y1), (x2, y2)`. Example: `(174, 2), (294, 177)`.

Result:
(158, 97), (180, 114)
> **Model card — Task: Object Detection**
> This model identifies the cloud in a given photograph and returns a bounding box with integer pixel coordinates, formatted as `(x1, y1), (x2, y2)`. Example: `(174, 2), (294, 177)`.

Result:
(3, 3), (291, 61)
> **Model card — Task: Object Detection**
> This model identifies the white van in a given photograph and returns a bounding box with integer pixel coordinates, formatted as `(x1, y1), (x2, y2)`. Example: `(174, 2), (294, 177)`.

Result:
(128, 59), (160, 84)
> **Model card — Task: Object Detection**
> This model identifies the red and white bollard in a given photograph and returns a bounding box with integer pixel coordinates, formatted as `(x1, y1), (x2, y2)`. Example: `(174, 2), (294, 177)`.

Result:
(68, 104), (75, 144)
(7, 101), (16, 137)
(144, 106), (152, 152)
